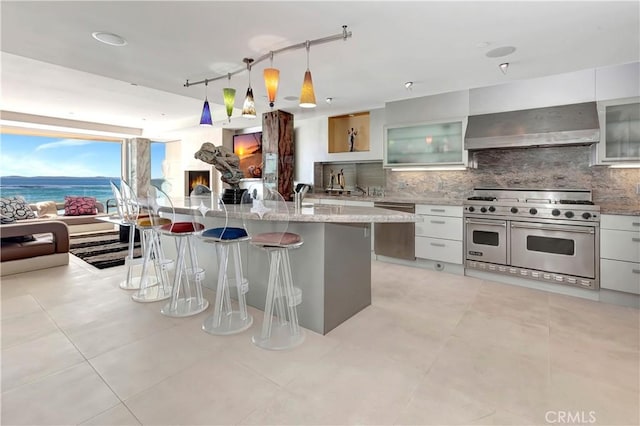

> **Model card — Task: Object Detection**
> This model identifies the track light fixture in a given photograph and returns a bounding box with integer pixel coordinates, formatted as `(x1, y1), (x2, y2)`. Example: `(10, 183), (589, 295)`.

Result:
(184, 26), (353, 120)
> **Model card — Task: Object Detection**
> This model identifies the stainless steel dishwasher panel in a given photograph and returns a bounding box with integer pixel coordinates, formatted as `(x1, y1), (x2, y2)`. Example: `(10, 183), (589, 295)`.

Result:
(374, 202), (415, 260)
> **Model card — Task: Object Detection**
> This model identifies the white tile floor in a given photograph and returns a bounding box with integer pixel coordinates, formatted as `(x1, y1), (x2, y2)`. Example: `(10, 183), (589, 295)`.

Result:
(1, 256), (639, 425)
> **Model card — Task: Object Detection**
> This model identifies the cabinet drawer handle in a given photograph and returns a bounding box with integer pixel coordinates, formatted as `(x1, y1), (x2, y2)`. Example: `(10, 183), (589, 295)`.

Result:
(632, 269), (640, 274)
(430, 209), (446, 213)
(430, 242), (446, 247)
(632, 238), (640, 243)
(430, 220), (446, 224)
(632, 222), (640, 226)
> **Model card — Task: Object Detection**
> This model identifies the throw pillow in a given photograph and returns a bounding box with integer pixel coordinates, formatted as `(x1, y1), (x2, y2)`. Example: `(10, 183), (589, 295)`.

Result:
(35, 200), (58, 217)
(0, 196), (36, 220)
(64, 196), (97, 216)
(1, 214), (16, 224)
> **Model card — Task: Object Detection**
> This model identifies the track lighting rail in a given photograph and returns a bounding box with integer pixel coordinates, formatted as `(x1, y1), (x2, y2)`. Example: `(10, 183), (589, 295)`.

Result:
(184, 25), (352, 88)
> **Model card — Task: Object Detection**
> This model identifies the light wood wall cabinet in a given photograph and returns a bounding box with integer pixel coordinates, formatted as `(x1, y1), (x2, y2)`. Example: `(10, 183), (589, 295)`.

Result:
(328, 112), (370, 153)
(600, 214), (640, 294)
(415, 204), (463, 264)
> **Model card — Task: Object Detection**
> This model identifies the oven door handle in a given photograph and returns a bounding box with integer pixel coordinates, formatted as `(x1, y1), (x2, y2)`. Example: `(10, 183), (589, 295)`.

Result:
(510, 223), (595, 234)
(466, 219), (506, 227)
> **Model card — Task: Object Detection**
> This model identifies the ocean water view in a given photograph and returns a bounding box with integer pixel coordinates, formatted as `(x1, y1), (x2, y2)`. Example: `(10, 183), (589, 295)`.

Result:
(0, 176), (121, 205)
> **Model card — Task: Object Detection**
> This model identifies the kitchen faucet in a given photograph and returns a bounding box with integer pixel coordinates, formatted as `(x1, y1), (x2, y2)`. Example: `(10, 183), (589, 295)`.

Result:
(355, 186), (369, 196)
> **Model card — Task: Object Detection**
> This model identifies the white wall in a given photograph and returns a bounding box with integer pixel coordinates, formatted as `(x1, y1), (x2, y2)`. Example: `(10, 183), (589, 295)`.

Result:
(469, 62), (640, 115)
(161, 126), (224, 197)
(595, 62), (640, 100)
(385, 90), (470, 124)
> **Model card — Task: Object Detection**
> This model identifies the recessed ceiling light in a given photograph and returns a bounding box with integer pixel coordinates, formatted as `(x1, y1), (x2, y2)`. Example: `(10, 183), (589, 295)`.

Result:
(283, 95), (298, 101)
(476, 41), (491, 48)
(404, 81), (413, 89)
(92, 32), (127, 46)
(485, 46), (516, 58)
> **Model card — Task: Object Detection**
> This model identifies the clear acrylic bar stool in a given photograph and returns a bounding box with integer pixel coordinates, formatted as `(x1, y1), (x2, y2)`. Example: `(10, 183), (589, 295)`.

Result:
(190, 191), (253, 335)
(242, 184), (304, 350)
(148, 185), (208, 317)
(110, 181), (145, 290)
(131, 215), (173, 303)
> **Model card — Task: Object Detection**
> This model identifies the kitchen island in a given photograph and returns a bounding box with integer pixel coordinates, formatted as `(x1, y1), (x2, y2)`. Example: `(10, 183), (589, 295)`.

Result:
(169, 202), (418, 334)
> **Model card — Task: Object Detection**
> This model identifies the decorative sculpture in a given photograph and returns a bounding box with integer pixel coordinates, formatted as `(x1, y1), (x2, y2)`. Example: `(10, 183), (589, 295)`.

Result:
(337, 168), (345, 189)
(347, 127), (358, 152)
(194, 143), (244, 189)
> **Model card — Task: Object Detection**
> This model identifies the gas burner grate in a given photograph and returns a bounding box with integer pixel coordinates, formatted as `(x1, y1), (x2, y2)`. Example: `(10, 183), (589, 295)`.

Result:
(467, 196), (497, 201)
(558, 200), (595, 205)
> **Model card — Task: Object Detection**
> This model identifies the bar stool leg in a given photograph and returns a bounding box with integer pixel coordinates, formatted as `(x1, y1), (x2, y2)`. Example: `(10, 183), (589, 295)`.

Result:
(232, 243), (250, 321)
(282, 250), (301, 336)
(202, 241), (253, 335)
(132, 229), (171, 303)
(252, 247), (304, 350)
(161, 236), (209, 318)
(120, 223), (142, 290)
(273, 251), (288, 327)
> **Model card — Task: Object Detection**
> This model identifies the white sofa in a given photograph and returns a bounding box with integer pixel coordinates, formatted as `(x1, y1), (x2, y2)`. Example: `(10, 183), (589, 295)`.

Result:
(27, 201), (114, 235)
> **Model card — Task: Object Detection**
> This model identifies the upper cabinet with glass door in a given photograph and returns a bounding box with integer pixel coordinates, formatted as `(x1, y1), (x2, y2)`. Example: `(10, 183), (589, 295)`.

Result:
(593, 97), (640, 164)
(384, 119), (467, 168)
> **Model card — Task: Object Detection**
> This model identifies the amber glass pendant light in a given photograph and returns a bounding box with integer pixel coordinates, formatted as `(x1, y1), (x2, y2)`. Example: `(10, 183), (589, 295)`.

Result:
(299, 41), (316, 108)
(263, 52), (280, 108)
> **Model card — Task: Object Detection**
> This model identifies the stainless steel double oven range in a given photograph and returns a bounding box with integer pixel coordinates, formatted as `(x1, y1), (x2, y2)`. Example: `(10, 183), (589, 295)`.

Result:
(464, 188), (600, 290)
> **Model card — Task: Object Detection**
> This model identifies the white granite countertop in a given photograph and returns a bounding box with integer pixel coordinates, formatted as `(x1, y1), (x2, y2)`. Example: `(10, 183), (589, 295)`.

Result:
(172, 201), (419, 223)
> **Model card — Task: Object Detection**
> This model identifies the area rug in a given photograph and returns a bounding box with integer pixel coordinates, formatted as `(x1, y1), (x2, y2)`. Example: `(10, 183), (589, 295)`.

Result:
(69, 230), (142, 269)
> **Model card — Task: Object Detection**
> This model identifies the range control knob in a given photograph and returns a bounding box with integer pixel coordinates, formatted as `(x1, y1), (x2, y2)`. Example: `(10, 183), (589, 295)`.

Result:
(552, 209), (561, 216)
(582, 212), (592, 219)
(480, 207), (487, 213)
(510, 207), (519, 214)
(529, 208), (538, 215)
(468, 206), (475, 212)
(488, 206), (496, 212)
(565, 211), (575, 218)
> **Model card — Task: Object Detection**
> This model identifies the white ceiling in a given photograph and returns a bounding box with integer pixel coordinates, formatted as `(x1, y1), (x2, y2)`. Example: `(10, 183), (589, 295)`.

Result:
(1, 1), (639, 138)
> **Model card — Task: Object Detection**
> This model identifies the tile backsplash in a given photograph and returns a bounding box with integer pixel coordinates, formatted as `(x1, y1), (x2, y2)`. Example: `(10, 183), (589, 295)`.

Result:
(385, 145), (639, 211)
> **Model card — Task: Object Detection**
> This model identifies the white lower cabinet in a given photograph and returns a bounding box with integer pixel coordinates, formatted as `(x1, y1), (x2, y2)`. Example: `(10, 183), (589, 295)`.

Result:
(415, 204), (463, 264)
(600, 214), (640, 295)
(415, 236), (463, 264)
(601, 259), (640, 294)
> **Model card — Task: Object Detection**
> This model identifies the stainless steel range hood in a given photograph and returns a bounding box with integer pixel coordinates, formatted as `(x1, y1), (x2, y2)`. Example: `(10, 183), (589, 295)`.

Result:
(464, 102), (600, 150)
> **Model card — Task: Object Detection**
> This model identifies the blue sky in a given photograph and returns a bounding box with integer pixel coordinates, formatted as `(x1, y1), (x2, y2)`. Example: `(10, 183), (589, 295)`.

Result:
(0, 134), (165, 177)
